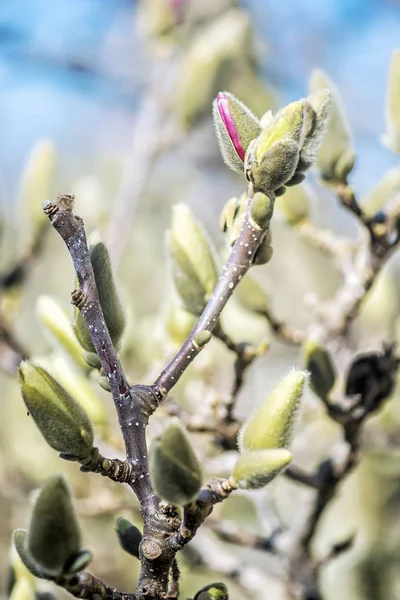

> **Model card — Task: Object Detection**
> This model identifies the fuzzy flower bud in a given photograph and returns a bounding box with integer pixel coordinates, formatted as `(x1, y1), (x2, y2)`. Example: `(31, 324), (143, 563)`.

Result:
(149, 418), (202, 505)
(245, 93), (331, 196)
(19, 362), (94, 460)
(239, 368), (307, 452)
(303, 339), (336, 400)
(194, 583), (229, 600)
(232, 448), (292, 489)
(213, 91), (262, 172)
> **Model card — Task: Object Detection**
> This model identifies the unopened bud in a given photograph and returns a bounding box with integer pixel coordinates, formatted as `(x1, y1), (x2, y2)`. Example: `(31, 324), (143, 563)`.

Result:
(239, 368), (307, 452)
(116, 517), (142, 559)
(19, 362), (93, 460)
(12, 530), (46, 580)
(27, 475), (82, 577)
(232, 448), (292, 489)
(303, 339), (336, 400)
(149, 418), (202, 505)
(194, 583), (229, 600)
(213, 91), (262, 172)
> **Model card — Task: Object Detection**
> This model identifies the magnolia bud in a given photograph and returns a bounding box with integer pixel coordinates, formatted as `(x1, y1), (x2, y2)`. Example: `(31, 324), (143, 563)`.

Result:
(27, 475), (82, 577)
(116, 517), (142, 559)
(167, 204), (218, 316)
(19, 362), (94, 460)
(239, 368), (307, 452)
(63, 550), (92, 576)
(74, 236), (126, 352)
(194, 583), (229, 600)
(303, 339), (336, 400)
(213, 91), (262, 172)
(250, 192), (274, 229)
(149, 418), (202, 505)
(36, 295), (88, 371)
(232, 448), (292, 489)
(245, 94), (331, 195)
(309, 69), (354, 182)
(382, 49), (400, 154)
(220, 194), (247, 246)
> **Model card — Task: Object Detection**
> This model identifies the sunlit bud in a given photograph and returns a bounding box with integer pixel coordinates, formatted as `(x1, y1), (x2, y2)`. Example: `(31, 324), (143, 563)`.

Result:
(194, 582), (229, 600)
(232, 448), (292, 489)
(167, 204), (218, 316)
(19, 362), (93, 460)
(213, 91), (262, 172)
(239, 368), (307, 452)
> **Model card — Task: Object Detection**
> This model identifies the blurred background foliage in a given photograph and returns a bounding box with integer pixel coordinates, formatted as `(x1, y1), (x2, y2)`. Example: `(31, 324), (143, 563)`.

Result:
(2, 1), (400, 599)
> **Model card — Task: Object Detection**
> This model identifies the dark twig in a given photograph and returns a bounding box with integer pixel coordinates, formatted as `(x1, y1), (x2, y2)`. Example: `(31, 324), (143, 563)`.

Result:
(44, 195), (157, 518)
(152, 184), (274, 403)
(59, 572), (136, 600)
(206, 518), (281, 554)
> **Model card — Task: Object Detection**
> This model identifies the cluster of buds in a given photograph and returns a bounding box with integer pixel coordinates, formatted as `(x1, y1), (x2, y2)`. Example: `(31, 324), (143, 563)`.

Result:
(213, 89), (331, 197)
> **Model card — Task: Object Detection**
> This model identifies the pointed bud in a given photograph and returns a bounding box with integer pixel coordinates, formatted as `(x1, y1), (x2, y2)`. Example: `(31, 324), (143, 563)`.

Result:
(149, 418), (202, 505)
(303, 339), (336, 400)
(167, 204), (218, 316)
(252, 228), (273, 265)
(382, 50), (400, 154)
(219, 197), (239, 233)
(245, 95), (330, 195)
(362, 168), (400, 216)
(194, 582), (229, 600)
(309, 69), (354, 182)
(235, 273), (270, 316)
(232, 448), (292, 489)
(19, 362), (94, 459)
(27, 475), (82, 577)
(35, 354), (107, 434)
(238, 368), (307, 452)
(165, 304), (197, 346)
(36, 295), (87, 371)
(12, 530), (47, 579)
(19, 140), (56, 239)
(116, 517), (142, 559)
(213, 91), (262, 172)
(74, 236), (126, 352)
(8, 578), (35, 600)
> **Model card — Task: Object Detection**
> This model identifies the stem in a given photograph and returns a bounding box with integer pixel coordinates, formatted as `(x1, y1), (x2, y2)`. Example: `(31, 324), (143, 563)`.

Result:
(44, 195), (157, 518)
(60, 572), (136, 600)
(152, 184), (272, 401)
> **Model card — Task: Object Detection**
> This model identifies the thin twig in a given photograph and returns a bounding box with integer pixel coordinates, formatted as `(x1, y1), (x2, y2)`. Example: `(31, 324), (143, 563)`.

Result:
(59, 572), (136, 600)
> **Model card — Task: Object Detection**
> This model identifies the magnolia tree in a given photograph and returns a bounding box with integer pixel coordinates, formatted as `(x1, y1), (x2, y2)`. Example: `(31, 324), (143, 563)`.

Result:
(6, 50), (400, 600)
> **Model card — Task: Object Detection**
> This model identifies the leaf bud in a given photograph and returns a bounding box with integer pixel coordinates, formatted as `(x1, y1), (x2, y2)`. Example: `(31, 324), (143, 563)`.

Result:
(303, 339), (336, 400)
(232, 448), (292, 489)
(213, 91), (262, 172)
(167, 204), (218, 316)
(238, 368), (307, 452)
(115, 517), (142, 559)
(250, 192), (274, 229)
(149, 418), (202, 505)
(27, 475), (82, 577)
(194, 582), (229, 600)
(19, 361), (94, 460)
(74, 235), (126, 352)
